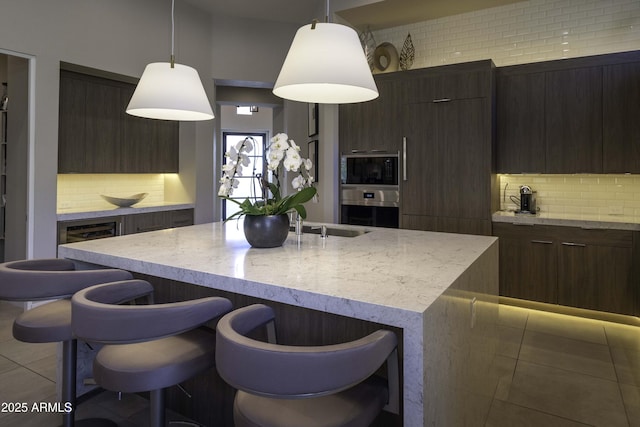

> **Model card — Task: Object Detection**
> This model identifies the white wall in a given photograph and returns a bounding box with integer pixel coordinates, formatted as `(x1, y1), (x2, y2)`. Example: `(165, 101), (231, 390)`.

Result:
(0, 0), (214, 257)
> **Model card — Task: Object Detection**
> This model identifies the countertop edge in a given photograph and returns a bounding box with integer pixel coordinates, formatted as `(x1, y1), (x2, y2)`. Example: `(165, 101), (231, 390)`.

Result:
(492, 211), (640, 231)
(57, 203), (195, 222)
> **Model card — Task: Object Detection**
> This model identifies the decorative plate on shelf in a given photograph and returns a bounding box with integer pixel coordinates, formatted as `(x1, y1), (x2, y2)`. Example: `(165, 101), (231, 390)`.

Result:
(100, 193), (148, 207)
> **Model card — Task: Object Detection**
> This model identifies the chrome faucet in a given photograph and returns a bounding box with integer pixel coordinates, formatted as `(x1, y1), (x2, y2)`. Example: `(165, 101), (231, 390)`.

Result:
(295, 213), (303, 236)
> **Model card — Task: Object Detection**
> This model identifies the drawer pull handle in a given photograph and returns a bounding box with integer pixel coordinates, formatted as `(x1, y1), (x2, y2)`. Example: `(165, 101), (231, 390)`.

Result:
(531, 240), (553, 245)
(562, 242), (586, 247)
(432, 98), (451, 103)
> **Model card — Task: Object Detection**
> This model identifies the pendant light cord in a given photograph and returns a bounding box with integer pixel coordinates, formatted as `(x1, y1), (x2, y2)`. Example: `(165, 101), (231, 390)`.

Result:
(170, 0), (175, 67)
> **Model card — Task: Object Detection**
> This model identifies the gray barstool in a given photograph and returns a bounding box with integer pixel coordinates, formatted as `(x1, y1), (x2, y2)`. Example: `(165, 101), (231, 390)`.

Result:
(71, 279), (233, 427)
(0, 258), (133, 427)
(215, 304), (400, 427)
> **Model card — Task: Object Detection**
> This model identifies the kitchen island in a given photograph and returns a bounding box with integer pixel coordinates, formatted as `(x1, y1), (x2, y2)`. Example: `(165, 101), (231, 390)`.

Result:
(58, 221), (500, 426)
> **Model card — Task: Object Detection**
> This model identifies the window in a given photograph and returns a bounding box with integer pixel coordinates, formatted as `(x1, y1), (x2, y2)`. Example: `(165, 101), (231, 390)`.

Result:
(222, 132), (267, 220)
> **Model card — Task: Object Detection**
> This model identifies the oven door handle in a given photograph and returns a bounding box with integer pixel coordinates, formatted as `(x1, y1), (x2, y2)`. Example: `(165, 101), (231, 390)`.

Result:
(402, 137), (407, 181)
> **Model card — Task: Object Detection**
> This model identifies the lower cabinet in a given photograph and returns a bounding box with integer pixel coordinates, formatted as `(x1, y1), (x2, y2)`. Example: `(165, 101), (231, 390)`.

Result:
(123, 209), (194, 235)
(493, 222), (636, 316)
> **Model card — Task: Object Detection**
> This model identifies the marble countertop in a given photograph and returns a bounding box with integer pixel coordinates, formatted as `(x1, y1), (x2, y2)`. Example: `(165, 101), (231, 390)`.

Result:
(58, 221), (498, 327)
(57, 202), (195, 222)
(492, 210), (640, 231)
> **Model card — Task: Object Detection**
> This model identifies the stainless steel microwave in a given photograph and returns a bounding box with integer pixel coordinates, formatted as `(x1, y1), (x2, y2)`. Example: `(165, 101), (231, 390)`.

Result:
(340, 153), (399, 186)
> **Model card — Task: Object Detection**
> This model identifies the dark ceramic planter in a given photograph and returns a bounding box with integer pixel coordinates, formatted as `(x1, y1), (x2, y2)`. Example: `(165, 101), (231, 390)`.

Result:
(243, 214), (290, 248)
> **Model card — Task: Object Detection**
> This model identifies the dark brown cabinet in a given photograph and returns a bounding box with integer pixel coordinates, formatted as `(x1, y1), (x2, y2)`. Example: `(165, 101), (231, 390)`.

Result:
(545, 67), (603, 173)
(603, 60), (640, 173)
(494, 222), (636, 316)
(496, 71), (546, 173)
(58, 70), (179, 173)
(496, 50), (640, 174)
(339, 76), (403, 154)
(493, 223), (557, 304)
(400, 61), (496, 236)
(123, 209), (193, 235)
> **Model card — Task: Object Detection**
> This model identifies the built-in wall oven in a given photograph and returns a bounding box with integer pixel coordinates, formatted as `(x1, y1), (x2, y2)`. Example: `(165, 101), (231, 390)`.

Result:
(340, 153), (399, 228)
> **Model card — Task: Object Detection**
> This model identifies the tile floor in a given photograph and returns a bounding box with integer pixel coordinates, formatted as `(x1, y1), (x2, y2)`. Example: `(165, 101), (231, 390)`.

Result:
(0, 300), (639, 426)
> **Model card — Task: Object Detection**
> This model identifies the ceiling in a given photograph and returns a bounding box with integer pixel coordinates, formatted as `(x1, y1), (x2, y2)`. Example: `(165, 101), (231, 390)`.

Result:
(182, 0), (526, 30)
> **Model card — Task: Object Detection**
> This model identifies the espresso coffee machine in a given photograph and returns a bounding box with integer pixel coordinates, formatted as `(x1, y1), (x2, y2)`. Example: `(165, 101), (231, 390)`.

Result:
(519, 185), (537, 214)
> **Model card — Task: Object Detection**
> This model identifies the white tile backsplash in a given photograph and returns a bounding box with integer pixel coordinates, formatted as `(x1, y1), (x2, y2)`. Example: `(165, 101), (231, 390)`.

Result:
(371, 0), (640, 68)
(499, 174), (640, 218)
(57, 174), (165, 211)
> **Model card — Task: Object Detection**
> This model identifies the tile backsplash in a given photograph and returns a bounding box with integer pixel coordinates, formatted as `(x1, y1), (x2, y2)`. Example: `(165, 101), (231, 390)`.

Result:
(499, 174), (640, 217)
(57, 174), (165, 211)
(371, 0), (640, 68)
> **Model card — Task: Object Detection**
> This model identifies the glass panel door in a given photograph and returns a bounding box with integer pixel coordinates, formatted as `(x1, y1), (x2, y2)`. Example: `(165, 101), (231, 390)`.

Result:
(222, 132), (266, 220)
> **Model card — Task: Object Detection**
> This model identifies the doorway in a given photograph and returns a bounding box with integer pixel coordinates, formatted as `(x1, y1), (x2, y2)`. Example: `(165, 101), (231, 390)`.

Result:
(0, 52), (30, 262)
(221, 132), (267, 220)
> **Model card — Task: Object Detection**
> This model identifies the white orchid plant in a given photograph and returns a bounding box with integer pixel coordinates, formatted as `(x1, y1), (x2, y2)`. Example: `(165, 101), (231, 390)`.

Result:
(218, 133), (317, 221)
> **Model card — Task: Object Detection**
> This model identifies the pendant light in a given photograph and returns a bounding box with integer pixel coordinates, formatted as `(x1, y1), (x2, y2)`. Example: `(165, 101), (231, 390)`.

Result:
(273, 1), (378, 104)
(126, 0), (214, 121)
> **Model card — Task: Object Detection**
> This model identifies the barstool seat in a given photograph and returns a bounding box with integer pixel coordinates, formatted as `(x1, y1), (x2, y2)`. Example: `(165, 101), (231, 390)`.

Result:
(216, 304), (400, 427)
(72, 279), (233, 427)
(13, 299), (71, 343)
(0, 258), (133, 427)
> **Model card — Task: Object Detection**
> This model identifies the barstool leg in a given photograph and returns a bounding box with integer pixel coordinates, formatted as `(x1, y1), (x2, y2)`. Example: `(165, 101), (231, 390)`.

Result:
(150, 389), (165, 427)
(61, 339), (77, 427)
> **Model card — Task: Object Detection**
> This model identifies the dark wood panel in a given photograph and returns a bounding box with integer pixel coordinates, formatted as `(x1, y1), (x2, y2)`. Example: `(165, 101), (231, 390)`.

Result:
(339, 76), (404, 154)
(437, 98), (490, 220)
(545, 67), (603, 173)
(58, 73), (87, 173)
(603, 61), (640, 173)
(134, 274), (404, 427)
(401, 214), (437, 231)
(84, 77), (123, 173)
(496, 71), (546, 173)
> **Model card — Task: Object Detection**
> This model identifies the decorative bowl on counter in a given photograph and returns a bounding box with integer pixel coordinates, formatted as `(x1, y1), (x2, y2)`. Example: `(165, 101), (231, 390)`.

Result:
(100, 193), (148, 207)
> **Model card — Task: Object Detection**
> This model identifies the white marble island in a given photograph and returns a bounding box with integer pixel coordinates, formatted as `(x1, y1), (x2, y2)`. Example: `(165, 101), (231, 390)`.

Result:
(58, 221), (500, 426)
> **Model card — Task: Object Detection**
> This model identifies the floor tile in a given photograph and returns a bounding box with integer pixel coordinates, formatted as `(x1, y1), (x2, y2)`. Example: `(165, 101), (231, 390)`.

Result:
(526, 310), (608, 345)
(499, 305), (529, 329)
(605, 321), (640, 351)
(0, 365), (56, 404)
(506, 360), (628, 427)
(611, 345), (640, 387)
(485, 399), (592, 427)
(498, 324), (525, 359)
(23, 353), (57, 382)
(519, 329), (617, 381)
(492, 355), (517, 402)
(0, 337), (57, 366)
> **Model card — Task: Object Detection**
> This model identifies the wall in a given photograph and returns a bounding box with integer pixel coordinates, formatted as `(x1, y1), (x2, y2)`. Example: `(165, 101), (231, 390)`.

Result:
(499, 174), (640, 219)
(371, 0), (640, 68)
(0, 0), (214, 257)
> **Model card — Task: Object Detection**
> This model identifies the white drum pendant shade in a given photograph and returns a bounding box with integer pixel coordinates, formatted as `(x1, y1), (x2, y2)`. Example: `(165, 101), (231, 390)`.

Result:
(126, 62), (214, 121)
(273, 23), (379, 104)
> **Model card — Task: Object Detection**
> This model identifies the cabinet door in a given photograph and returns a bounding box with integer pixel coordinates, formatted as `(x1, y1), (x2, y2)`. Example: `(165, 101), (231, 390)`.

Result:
(124, 211), (170, 234)
(494, 224), (557, 303)
(545, 67), (603, 173)
(496, 71), (546, 173)
(122, 85), (179, 173)
(170, 209), (194, 228)
(603, 61), (640, 173)
(437, 98), (489, 220)
(58, 73), (87, 173)
(558, 242), (634, 315)
(84, 79), (123, 173)
(401, 102), (439, 217)
(339, 77), (403, 154)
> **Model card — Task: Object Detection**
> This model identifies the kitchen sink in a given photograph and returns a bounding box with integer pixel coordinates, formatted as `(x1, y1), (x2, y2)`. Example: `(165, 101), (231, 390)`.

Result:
(289, 225), (370, 238)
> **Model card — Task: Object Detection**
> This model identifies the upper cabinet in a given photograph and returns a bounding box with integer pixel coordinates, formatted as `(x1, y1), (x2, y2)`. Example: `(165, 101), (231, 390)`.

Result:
(545, 66), (603, 173)
(58, 70), (179, 174)
(603, 60), (640, 173)
(339, 75), (404, 154)
(496, 50), (640, 174)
